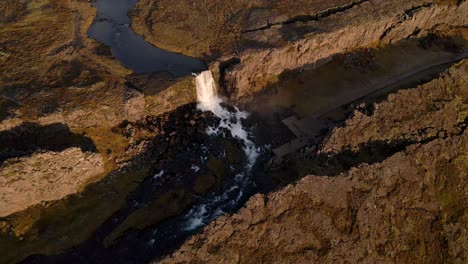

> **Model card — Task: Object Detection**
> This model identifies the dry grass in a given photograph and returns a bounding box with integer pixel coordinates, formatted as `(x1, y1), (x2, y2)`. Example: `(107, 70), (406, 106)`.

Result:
(131, 0), (352, 58)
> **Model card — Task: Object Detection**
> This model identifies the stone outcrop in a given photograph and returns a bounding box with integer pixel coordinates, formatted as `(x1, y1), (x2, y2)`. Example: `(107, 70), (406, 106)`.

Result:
(0, 148), (104, 218)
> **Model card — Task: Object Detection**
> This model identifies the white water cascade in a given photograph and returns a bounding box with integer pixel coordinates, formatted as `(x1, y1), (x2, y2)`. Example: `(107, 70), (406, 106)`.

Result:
(180, 70), (260, 231)
(195, 70), (222, 113)
(195, 70), (259, 167)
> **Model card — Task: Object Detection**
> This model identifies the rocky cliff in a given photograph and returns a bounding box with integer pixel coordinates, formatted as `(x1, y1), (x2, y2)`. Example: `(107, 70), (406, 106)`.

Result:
(132, 0), (467, 100)
(158, 60), (467, 264)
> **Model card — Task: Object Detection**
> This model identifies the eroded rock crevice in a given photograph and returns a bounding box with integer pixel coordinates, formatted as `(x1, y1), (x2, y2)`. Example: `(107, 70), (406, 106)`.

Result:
(379, 2), (434, 41)
(241, 0), (370, 33)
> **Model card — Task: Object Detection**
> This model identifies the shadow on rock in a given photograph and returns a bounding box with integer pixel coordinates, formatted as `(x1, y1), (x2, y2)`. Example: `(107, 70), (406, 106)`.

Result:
(19, 103), (251, 264)
(0, 122), (97, 164)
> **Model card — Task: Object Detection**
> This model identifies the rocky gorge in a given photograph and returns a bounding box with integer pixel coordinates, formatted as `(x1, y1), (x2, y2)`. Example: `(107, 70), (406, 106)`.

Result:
(0, 0), (467, 263)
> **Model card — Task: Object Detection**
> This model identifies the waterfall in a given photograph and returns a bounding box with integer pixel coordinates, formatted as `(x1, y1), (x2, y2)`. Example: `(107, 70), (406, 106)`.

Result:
(195, 70), (221, 112)
(178, 70), (261, 231)
(195, 70), (259, 167)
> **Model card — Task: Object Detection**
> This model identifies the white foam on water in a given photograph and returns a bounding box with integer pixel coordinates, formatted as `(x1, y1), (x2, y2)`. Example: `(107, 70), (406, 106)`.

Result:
(178, 70), (261, 232)
(183, 204), (208, 231)
(195, 71), (222, 113)
(191, 164), (201, 173)
(153, 170), (164, 180)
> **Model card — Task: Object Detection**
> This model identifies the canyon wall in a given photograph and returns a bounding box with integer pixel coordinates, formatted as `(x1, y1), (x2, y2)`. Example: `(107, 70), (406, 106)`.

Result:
(159, 60), (467, 264)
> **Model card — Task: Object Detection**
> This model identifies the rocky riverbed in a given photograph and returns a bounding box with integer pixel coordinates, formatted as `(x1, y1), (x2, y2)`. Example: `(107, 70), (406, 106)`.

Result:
(0, 0), (467, 263)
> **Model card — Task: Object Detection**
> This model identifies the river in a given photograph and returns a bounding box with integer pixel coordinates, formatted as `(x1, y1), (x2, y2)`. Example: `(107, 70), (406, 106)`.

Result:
(87, 0), (206, 76)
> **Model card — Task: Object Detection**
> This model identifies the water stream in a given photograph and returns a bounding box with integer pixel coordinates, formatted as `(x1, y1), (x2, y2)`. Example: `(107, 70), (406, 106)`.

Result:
(88, 0), (206, 76)
(181, 71), (261, 231)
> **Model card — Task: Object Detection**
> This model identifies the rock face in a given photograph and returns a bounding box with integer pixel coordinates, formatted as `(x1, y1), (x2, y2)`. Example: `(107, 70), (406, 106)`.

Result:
(158, 61), (467, 263)
(323, 60), (468, 154)
(0, 148), (104, 218)
(221, 0), (468, 100)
